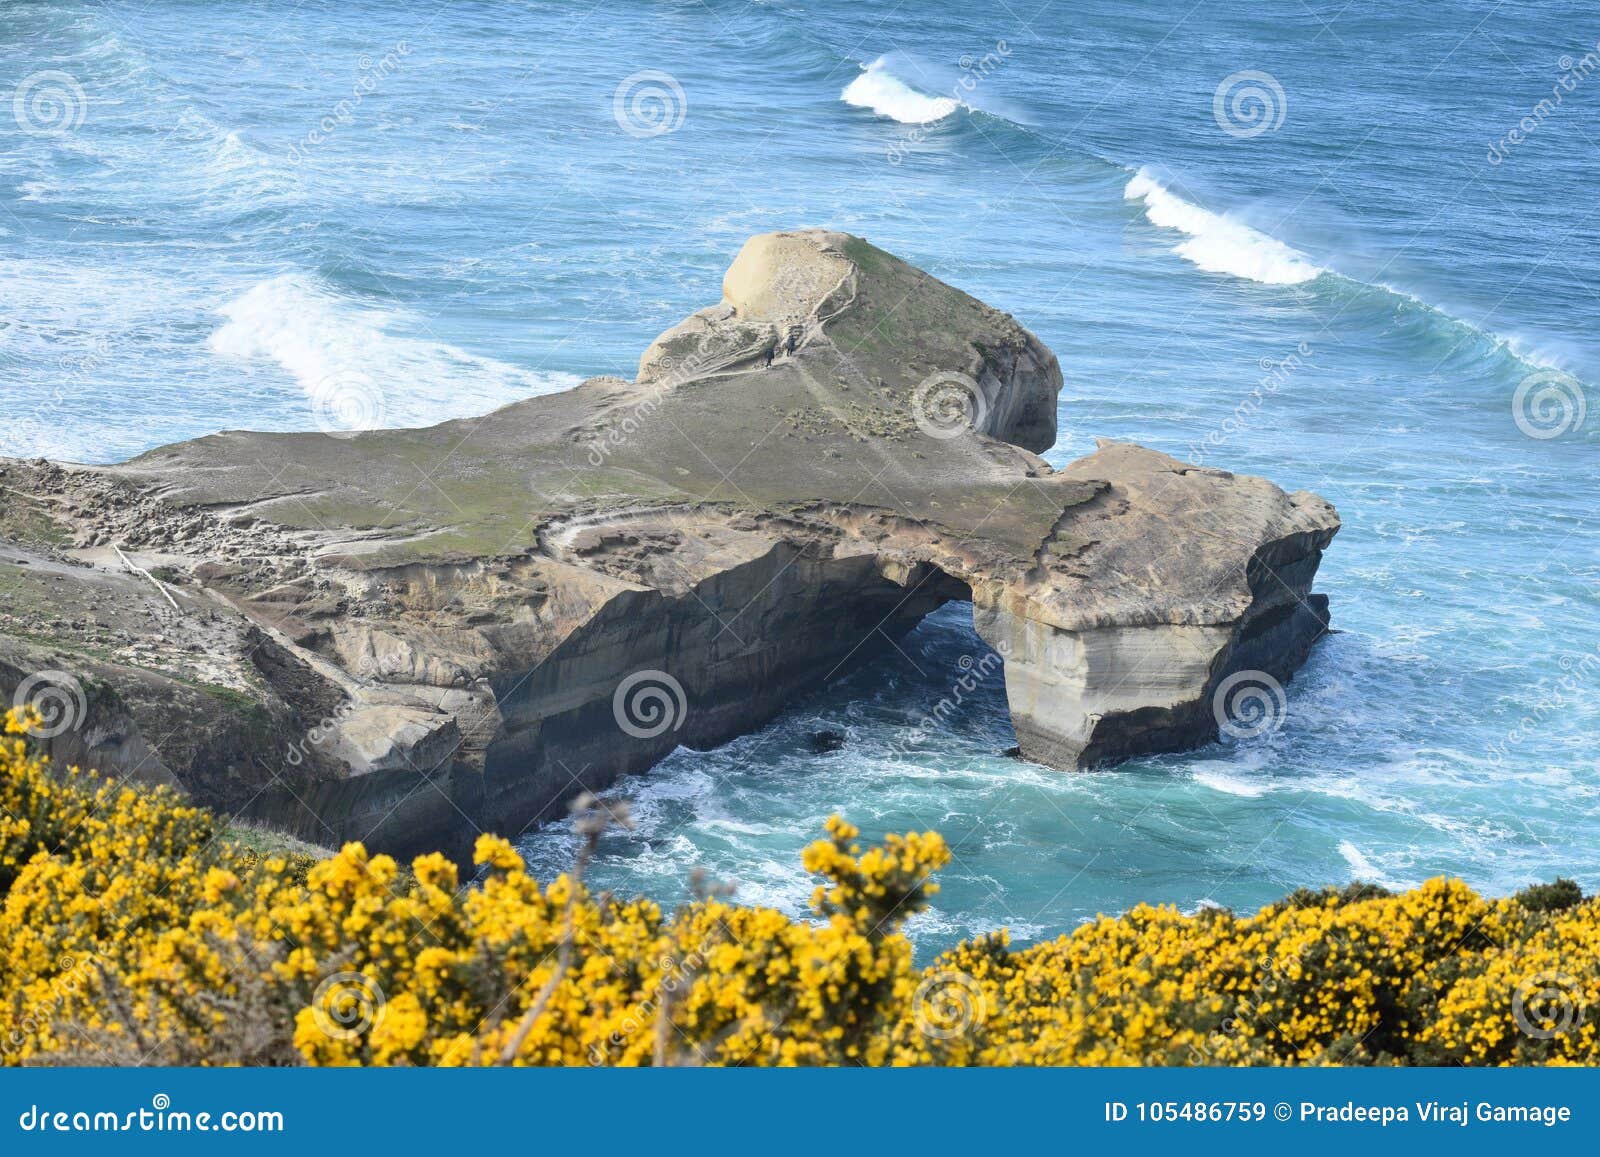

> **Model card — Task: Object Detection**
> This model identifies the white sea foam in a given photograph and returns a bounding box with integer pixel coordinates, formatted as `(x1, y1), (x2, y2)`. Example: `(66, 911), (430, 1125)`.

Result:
(841, 58), (960, 124)
(1124, 168), (1325, 286)
(1193, 767), (1275, 798)
(1337, 840), (1412, 890)
(208, 273), (579, 428)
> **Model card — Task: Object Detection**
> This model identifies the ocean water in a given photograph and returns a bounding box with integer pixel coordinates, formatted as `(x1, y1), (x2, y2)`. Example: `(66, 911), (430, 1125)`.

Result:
(4, 2), (1596, 952)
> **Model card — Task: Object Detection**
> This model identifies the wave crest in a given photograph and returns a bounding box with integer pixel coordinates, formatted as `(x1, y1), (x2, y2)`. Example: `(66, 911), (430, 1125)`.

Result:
(1124, 168), (1325, 286)
(841, 58), (960, 124)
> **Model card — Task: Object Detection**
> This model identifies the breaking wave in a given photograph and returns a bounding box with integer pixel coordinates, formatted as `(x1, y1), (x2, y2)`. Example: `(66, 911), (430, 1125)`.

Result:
(842, 57), (961, 124)
(1124, 168), (1326, 286)
(208, 274), (580, 429)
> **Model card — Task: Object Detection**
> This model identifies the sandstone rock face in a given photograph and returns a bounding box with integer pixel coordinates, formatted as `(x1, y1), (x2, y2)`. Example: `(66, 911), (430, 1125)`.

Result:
(969, 442), (1337, 768)
(0, 231), (1339, 862)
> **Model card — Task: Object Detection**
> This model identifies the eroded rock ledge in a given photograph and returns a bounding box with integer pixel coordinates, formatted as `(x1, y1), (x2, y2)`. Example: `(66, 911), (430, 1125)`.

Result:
(0, 231), (1338, 861)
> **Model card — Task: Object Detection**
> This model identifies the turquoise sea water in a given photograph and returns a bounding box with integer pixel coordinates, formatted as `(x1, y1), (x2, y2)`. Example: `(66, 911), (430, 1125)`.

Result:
(4, 2), (1596, 952)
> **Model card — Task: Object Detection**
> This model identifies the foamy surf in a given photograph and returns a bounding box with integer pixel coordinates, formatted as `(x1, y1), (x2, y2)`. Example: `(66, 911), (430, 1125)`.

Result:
(1337, 840), (1412, 890)
(208, 274), (580, 430)
(841, 58), (960, 124)
(1193, 767), (1276, 798)
(1124, 168), (1325, 286)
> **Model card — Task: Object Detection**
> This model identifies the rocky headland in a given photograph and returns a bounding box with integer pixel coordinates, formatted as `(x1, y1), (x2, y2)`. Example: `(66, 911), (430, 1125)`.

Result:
(0, 231), (1339, 861)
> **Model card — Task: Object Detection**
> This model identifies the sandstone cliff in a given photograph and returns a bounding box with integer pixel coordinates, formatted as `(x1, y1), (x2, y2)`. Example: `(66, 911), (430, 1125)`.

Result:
(0, 231), (1338, 861)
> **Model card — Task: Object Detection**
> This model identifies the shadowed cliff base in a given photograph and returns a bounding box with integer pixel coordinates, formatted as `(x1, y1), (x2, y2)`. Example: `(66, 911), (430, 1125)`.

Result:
(0, 230), (1338, 861)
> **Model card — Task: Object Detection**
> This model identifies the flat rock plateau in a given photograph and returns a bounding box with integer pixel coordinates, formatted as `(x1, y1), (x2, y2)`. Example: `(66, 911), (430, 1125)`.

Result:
(0, 231), (1339, 862)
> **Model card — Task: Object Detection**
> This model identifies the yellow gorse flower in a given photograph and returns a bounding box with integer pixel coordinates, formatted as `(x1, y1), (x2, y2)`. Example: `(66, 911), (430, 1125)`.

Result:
(0, 706), (1594, 1066)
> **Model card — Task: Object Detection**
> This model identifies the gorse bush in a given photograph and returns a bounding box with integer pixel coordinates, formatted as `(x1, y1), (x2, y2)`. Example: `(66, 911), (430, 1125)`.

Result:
(2, 707), (1596, 1066)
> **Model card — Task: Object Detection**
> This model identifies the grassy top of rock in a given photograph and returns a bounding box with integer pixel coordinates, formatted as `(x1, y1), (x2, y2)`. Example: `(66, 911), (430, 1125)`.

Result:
(95, 231), (1075, 568)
